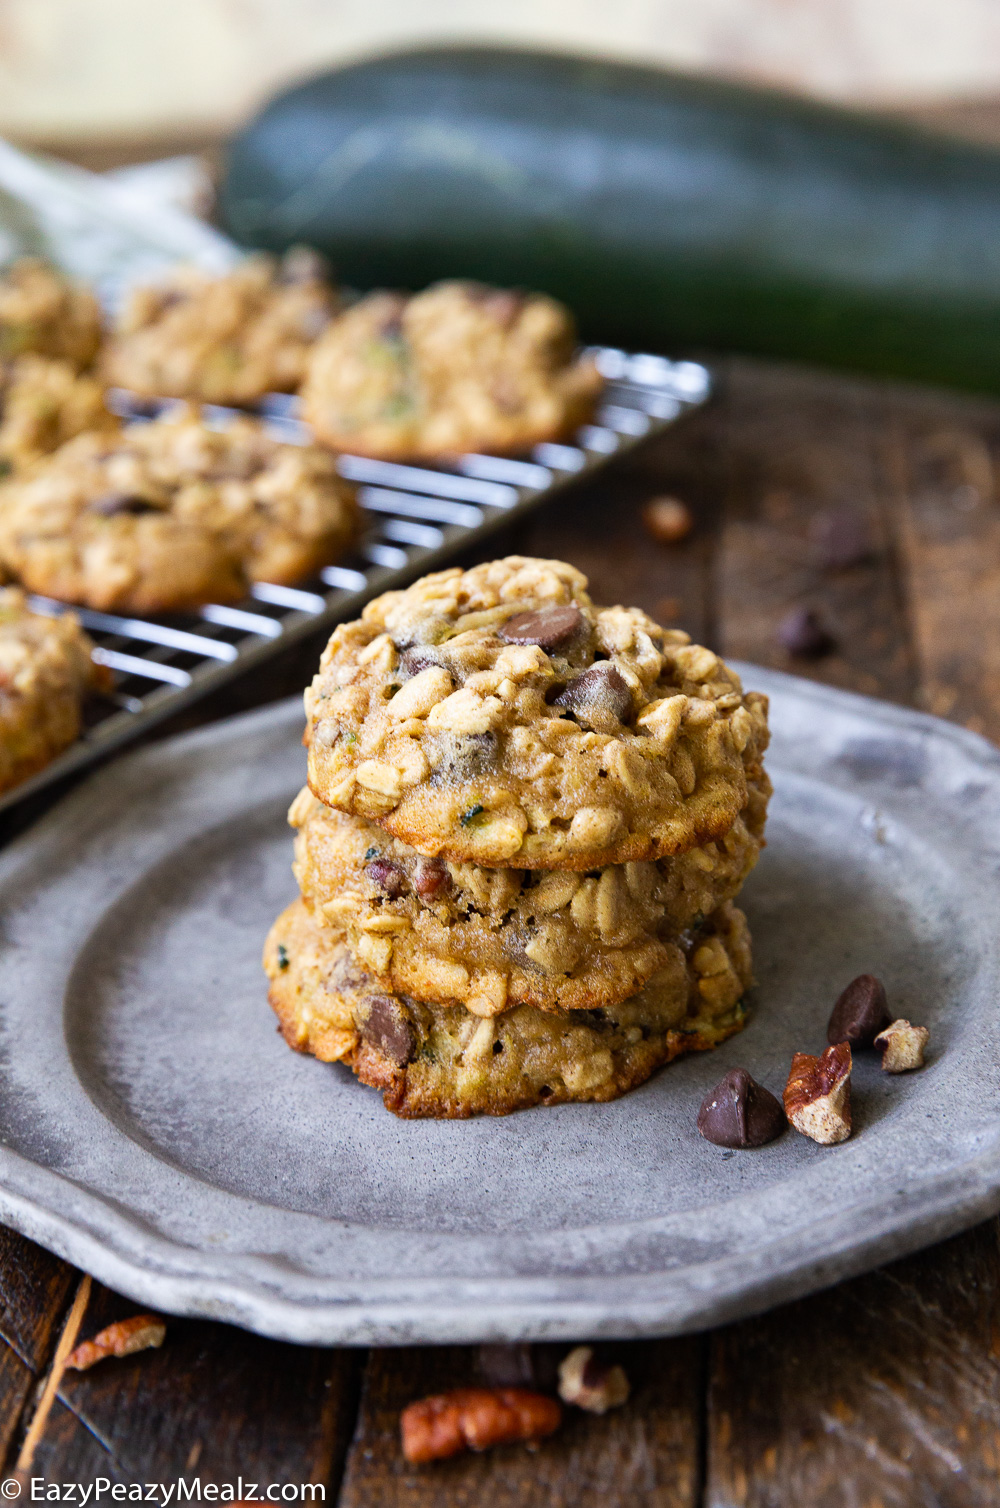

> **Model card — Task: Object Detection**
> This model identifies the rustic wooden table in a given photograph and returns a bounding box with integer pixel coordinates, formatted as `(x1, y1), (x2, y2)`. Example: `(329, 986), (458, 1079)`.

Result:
(1, 356), (998, 1504)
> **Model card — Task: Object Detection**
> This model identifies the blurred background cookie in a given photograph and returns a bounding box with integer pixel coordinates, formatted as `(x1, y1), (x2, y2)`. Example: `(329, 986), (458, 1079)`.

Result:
(0, 355), (117, 472)
(0, 405), (359, 613)
(103, 249), (337, 405)
(0, 587), (110, 794)
(301, 281), (603, 460)
(0, 258), (102, 371)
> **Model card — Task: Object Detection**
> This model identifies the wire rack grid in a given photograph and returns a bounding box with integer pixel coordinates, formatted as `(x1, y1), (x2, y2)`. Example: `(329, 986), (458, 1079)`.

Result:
(6, 349), (710, 816)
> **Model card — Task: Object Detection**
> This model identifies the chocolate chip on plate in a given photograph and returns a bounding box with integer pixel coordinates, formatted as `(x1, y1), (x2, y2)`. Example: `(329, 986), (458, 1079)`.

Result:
(360, 995), (416, 1067)
(366, 857), (407, 898)
(777, 606), (836, 658)
(554, 661), (633, 728)
(827, 973), (891, 1047)
(499, 604), (584, 651)
(697, 1067), (786, 1148)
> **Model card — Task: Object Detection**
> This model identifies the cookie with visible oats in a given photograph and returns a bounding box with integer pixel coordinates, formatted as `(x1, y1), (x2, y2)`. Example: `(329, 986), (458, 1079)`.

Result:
(0, 259), (102, 370)
(104, 250), (336, 405)
(288, 777), (768, 1015)
(300, 280), (603, 461)
(0, 356), (117, 471)
(0, 405), (359, 613)
(304, 557), (769, 869)
(263, 895), (753, 1119)
(0, 587), (110, 794)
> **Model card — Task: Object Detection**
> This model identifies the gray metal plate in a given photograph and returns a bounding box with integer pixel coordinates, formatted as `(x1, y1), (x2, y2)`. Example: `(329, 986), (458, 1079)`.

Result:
(0, 667), (998, 1345)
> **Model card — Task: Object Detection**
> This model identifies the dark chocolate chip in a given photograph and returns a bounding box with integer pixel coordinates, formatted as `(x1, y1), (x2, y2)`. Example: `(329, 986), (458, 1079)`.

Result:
(554, 661), (633, 727)
(88, 493), (162, 517)
(697, 1067), (786, 1148)
(360, 994), (416, 1067)
(432, 730), (498, 782)
(827, 974), (891, 1047)
(810, 509), (874, 571)
(413, 856), (450, 900)
(399, 646), (443, 677)
(478, 1344), (536, 1387)
(499, 604), (584, 651)
(327, 949), (368, 994)
(777, 607), (836, 658)
(366, 857), (407, 899)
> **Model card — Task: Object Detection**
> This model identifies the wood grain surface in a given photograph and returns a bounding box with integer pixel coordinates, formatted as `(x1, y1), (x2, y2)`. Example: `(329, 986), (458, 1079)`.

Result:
(1, 356), (997, 1504)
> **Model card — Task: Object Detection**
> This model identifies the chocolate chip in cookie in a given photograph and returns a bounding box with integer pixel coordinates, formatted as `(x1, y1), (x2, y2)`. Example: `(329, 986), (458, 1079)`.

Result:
(88, 493), (163, 517)
(499, 604), (584, 651)
(366, 856), (407, 898)
(554, 661), (633, 730)
(359, 994), (416, 1068)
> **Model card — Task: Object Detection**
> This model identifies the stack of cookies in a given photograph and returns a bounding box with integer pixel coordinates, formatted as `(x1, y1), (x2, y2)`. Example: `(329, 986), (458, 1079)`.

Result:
(264, 556), (771, 1119)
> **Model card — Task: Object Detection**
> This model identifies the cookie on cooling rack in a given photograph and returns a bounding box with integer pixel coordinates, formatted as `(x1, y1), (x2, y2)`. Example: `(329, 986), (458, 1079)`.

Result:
(304, 557), (769, 869)
(0, 356), (117, 470)
(0, 587), (110, 794)
(0, 259), (102, 371)
(287, 779), (768, 1015)
(0, 406), (359, 614)
(103, 250), (336, 406)
(263, 895), (752, 1119)
(300, 280), (604, 461)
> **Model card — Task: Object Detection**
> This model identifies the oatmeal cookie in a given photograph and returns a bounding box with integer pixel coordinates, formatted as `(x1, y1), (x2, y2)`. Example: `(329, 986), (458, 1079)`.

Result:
(263, 896), (753, 1119)
(305, 557), (770, 868)
(0, 588), (110, 794)
(289, 776), (768, 1015)
(0, 406), (359, 613)
(0, 356), (116, 470)
(0, 259), (102, 370)
(104, 250), (336, 405)
(300, 281), (603, 460)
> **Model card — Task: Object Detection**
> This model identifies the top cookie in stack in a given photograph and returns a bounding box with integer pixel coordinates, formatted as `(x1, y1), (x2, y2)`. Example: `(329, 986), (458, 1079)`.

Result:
(304, 557), (768, 869)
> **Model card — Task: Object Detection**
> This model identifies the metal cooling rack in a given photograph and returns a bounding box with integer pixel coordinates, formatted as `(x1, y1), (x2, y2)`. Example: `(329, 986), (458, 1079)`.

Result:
(4, 349), (710, 816)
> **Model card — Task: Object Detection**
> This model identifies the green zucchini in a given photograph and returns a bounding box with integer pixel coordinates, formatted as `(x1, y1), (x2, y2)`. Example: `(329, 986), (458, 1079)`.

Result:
(220, 47), (1000, 393)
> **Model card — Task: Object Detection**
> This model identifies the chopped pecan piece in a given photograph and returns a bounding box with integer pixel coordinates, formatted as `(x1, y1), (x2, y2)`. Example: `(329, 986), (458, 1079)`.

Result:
(783, 1042), (852, 1145)
(401, 1387), (562, 1463)
(66, 1315), (166, 1371)
(874, 1018), (929, 1072)
(557, 1347), (630, 1414)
